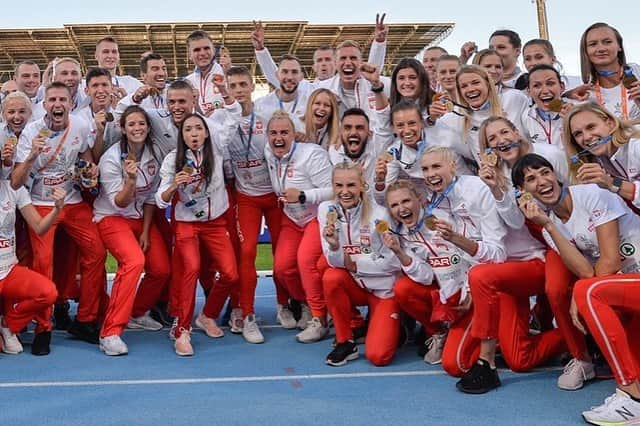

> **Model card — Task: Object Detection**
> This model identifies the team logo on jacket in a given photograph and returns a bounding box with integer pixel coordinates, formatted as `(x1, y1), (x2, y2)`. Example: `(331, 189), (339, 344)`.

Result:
(71, 136), (80, 146)
(255, 121), (264, 134)
(1, 201), (13, 212)
(428, 256), (454, 268)
(147, 164), (157, 176)
(367, 94), (376, 109)
(0, 239), (13, 248)
(287, 164), (294, 178)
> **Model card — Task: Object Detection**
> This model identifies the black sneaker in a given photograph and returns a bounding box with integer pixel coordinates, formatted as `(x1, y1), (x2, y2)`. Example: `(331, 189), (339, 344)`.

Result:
(31, 331), (51, 356)
(54, 302), (72, 330)
(149, 302), (174, 327)
(326, 341), (358, 367)
(68, 319), (100, 344)
(456, 359), (501, 394)
(352, 323), (368, 344)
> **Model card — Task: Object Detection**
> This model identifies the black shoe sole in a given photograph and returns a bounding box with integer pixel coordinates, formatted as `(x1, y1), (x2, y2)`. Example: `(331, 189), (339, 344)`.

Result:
(455, 380), (501, 394)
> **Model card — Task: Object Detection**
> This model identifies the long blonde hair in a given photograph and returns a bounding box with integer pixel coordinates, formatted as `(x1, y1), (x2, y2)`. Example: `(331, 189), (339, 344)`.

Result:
(563, 102), (640, 181)
(332, 161), (371, 227)
(477, 116), (531, 191)
(304, 88), (340, 148)
(455, 65), (503, 143)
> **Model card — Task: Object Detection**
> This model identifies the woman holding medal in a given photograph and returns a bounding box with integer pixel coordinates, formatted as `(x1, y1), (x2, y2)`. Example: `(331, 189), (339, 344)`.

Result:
(157, 113), (238, 356)
(431, 65), (530, 165)
(512, 153), (640, 425)
(428, 55), (461, 125)
(477, 116), (594, 391)
(1, 92), (31, 178)
(563, 102), (640, 216)
(521, 64), (572, 149)
(383, 179), (471, 365)
(579, 23), (640, 120)
(93, 105), (169, 356)
(302, 88), (340, 149)
(265, 110), (333, 344)
(319, 162), (401, 366)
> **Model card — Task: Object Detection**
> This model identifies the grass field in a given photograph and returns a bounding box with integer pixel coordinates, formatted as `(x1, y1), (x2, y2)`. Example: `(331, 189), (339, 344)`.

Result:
(106, 243), (274, 273)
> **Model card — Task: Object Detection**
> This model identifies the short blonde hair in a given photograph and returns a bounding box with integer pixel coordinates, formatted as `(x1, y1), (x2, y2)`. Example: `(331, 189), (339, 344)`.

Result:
(267, 110), (296, 133)
(332, 161), (371, 226)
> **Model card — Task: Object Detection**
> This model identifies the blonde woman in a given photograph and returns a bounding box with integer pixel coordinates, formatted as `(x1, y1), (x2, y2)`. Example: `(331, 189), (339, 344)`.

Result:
(302, 88), (340, 149)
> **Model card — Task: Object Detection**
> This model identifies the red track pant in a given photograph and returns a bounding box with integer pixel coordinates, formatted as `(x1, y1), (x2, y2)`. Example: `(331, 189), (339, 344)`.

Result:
(171, 217), (238, 338)
(446, 259), (566, 374)
(574, 273), (640, 386)
(393, 276), (462, 334)
(273, 216), (325, 318)
(236, 191), (288, 316)
(97, 216), (170, 337)
(29, 203), (106, 323)
(0, 265), (57, 333)
(323, 267), (400, 366)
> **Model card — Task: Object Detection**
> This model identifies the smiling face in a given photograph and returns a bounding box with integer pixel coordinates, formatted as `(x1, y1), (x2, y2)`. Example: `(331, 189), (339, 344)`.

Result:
(43, 86), (72, 128)
(585, 26), (621, 69)
(478, 53), (504, 85)
(395, 67), (420, 98)
(520, 165), (562, 206)
(310, 91), (333, 128)
(277, 59), (302, 95)
(2, 97), (31, 133)
(421, 151), (456, 193)
(528, 69), (564, 111)
(523, 44), (554, 71)
(167, 88), (195, 125)
(484, 119), (522, 165)
(387, 187), (421, 228)
(182, 115), (208, 151)
(142, 59), (167, 90)
(85, 75), (112, 110)
(336, 46), (362, 86)
(189, 38), (214, 70)
(340, 114), (370, 159)
(95, 40), (120, 73)
(53, 61), (82, 98)
(123, 111), (149, 146)
(392, 108), (423, 149)
(14, 63), (40, 98)
(568, 110), (616, 156)
(436, 59), (458, 92)
(268, 118), (295, 158)
(457, 71), (489, 108)
(332, 168), (364, 210)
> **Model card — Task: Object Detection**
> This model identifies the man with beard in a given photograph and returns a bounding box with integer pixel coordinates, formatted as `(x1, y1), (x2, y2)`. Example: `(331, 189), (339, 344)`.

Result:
(11, 82), (107, 345)
(254, 55), (308, 131)
(328, 108), (385, 187)
(132, 53), (168, 111)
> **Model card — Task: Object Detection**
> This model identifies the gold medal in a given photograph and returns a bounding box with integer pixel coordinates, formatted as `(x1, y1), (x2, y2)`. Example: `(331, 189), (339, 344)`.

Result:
(623, 74), (638, 90)
(481, 151), (498, 167)
(444, 100), (454, 113)
(517, 191), (534, 208)
(424, 215), (437, 230)
(375, 219), (389, 233)
(547, 99), (563, 113)
(379, 151), (394, 163)
(148, 87), (160, 97)
(432, 93), (444, 103)
(126, 152), (137, 162)
(213, 74), (225, 85)
(38, 128), (52, 138)
(182, 165), (194, 174)
(569, 157), (585, 174)
(105, 112), (114, 122)
(6, 135), (18, 146)
(326, 209), (338, 225)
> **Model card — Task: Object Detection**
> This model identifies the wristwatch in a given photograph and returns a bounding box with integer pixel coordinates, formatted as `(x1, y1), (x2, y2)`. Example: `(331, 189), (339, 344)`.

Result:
(298, 191), (306, 204)
(610, 176), (623, 194)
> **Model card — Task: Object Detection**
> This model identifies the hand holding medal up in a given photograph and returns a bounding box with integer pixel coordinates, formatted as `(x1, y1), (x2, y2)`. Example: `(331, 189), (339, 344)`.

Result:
(323, 207), (340, 251)
(1, 136), (17, 165)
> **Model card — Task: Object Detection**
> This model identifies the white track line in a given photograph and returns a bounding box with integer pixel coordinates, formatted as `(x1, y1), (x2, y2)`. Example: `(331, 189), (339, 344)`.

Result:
(0, 367), (562, 389)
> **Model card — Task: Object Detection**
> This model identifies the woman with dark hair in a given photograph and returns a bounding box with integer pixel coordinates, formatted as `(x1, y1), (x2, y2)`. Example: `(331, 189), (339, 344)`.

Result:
(513, 153), (640, 425)
(579, 22), (640, 120)
(93, 105), (170, 356)
(157, 113), (239, 356)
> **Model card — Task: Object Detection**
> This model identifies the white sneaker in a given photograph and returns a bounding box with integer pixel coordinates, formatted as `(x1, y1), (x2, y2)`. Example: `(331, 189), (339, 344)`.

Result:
(557, 358), (596, 390)
(99, 335), (129, 356)
(242, 315), (265, 344)
(582, 388), (640, 425)
(296, 317), (329, 343)
(297, 304), (313, 330)
(228, 308), (243, 334)
(423, 332), (447, 365)
(127, 312), (163, 331)
(277, 304), (297, 329)
(0, 320), (23, 354)
(174, 328), (193, 356)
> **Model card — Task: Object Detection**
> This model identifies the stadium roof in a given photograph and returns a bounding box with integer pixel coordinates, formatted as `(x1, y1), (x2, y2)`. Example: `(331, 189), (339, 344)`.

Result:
(0, 21), (454, 82)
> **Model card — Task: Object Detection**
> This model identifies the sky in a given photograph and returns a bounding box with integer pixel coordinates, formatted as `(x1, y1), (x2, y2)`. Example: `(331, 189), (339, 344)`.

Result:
(2, 0), (638, 76)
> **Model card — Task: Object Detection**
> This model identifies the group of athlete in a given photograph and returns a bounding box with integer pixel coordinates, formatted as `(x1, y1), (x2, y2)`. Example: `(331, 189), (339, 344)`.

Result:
(0, 14), (639, 425)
